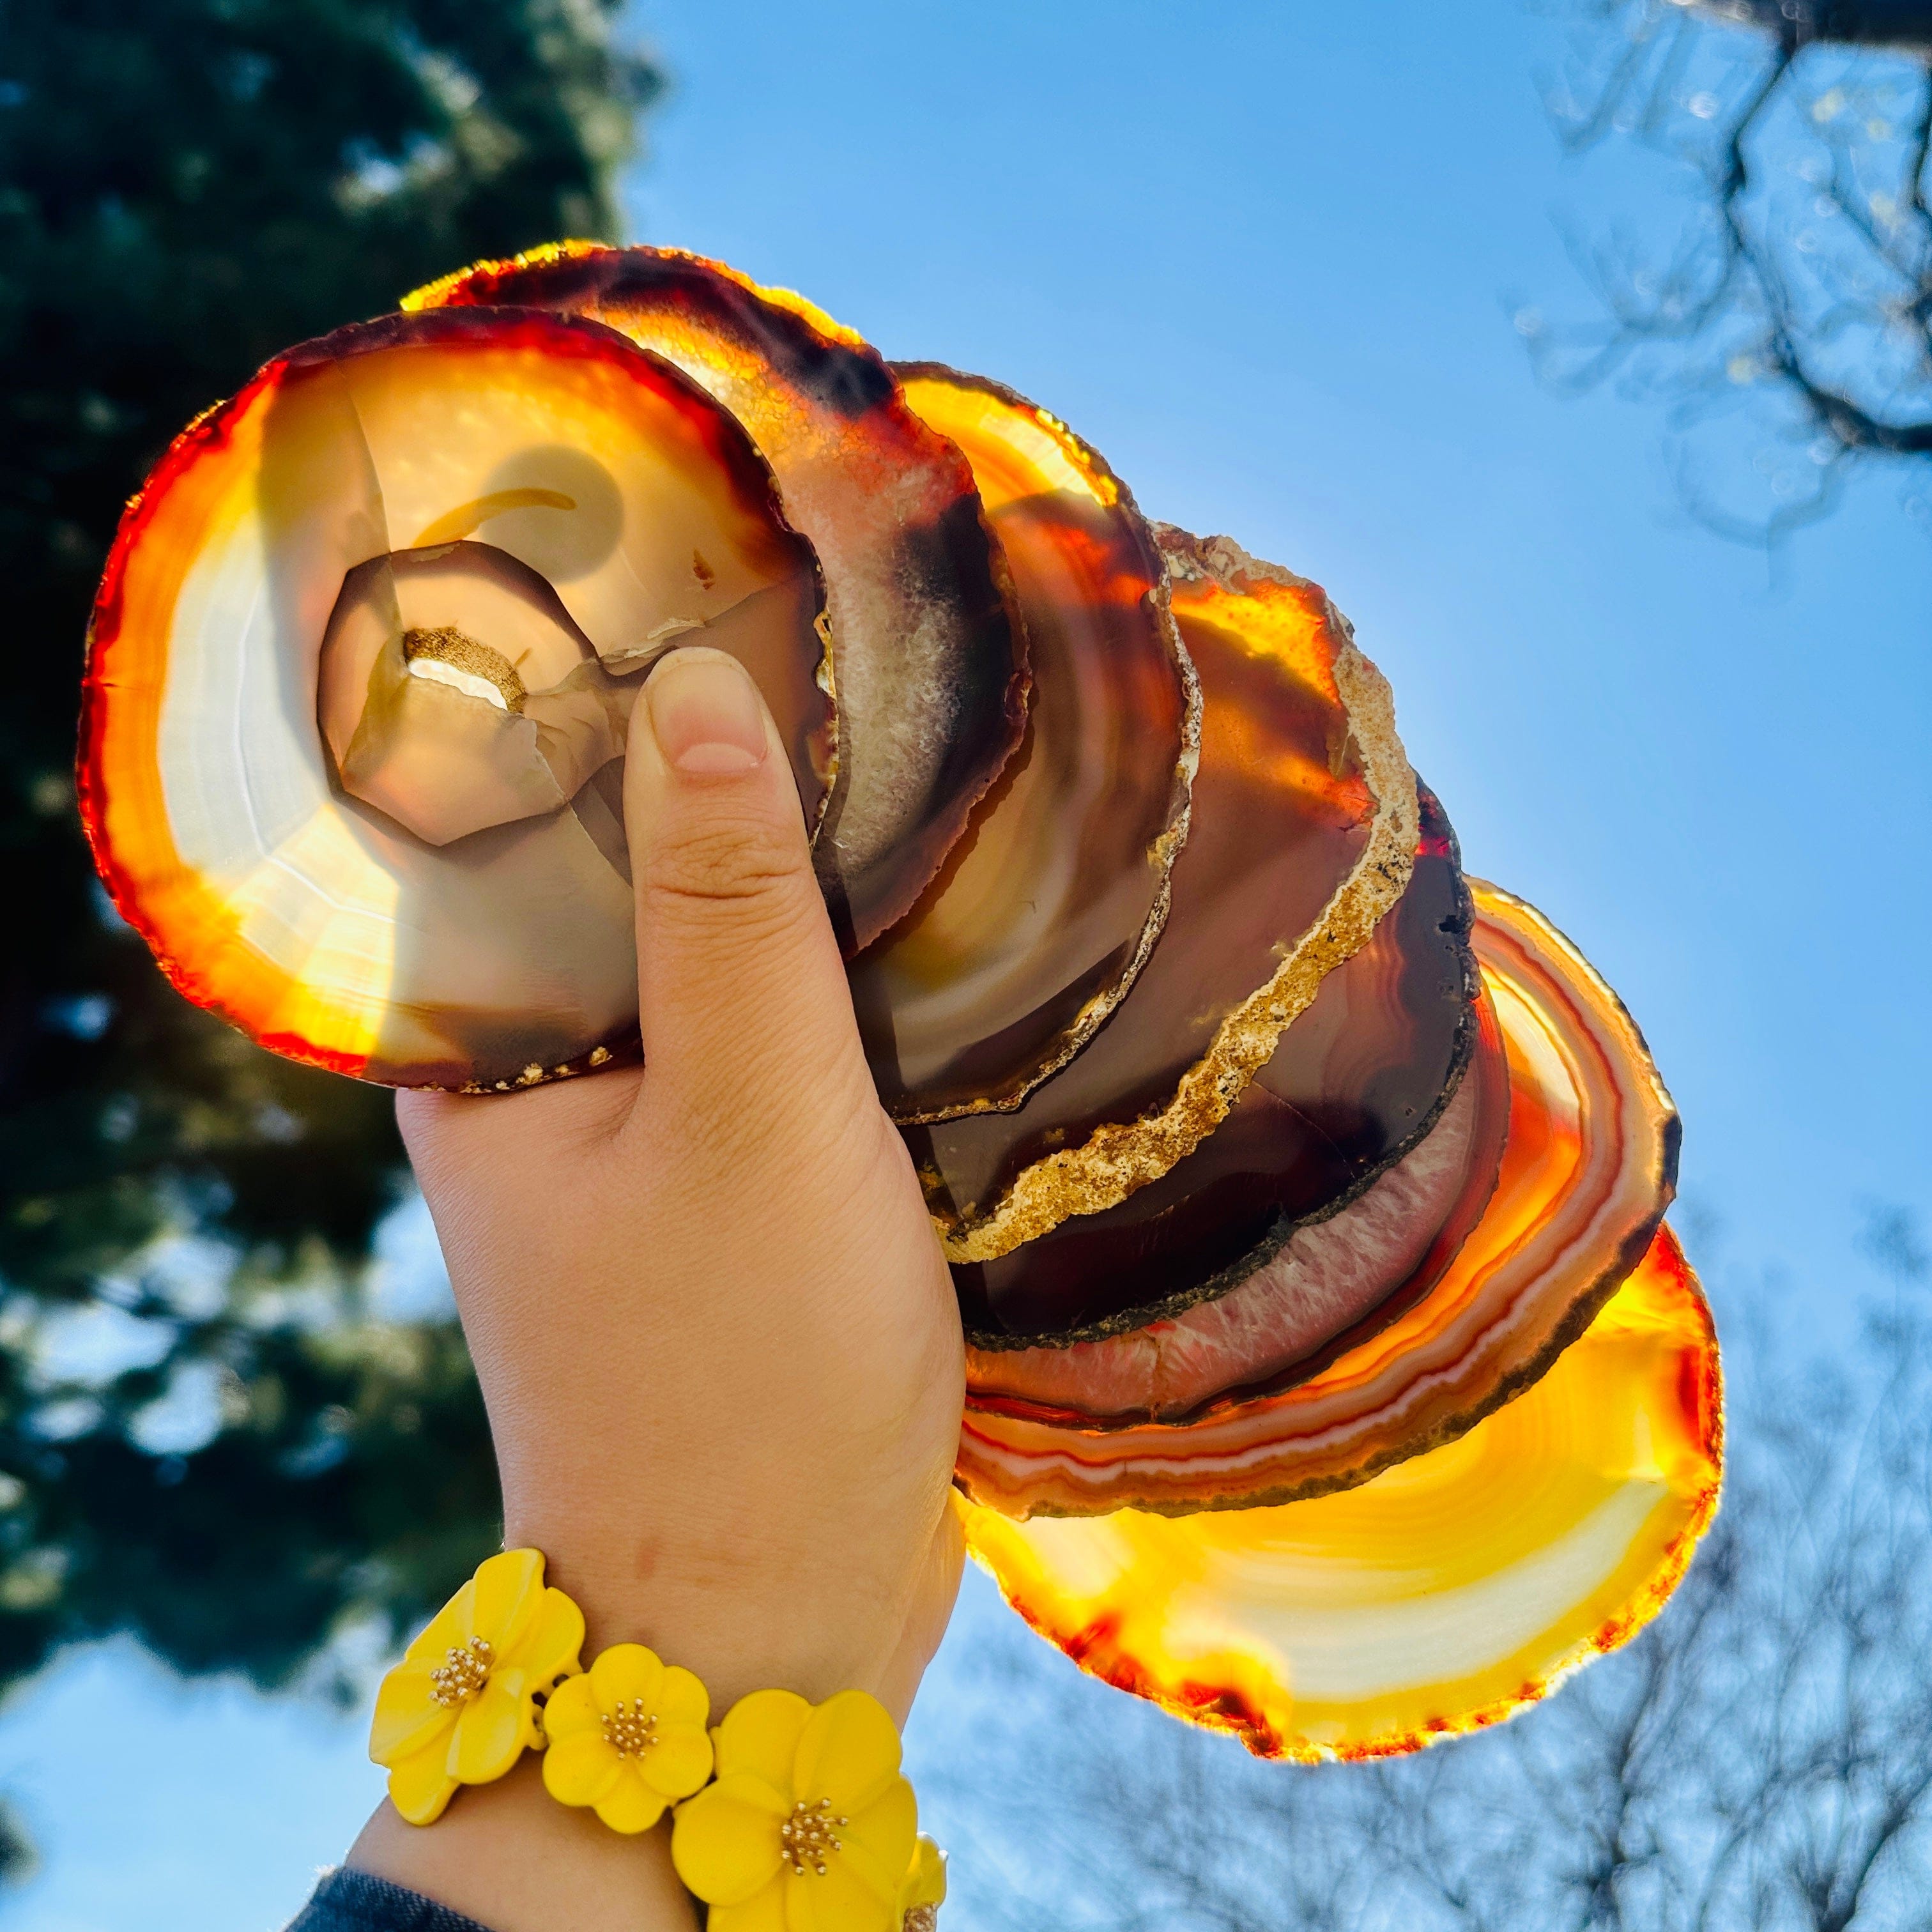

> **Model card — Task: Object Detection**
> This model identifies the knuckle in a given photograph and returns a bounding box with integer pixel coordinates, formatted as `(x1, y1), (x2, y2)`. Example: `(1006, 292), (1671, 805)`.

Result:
(643, 810), (806, 913)
(652, 1031), (871, 1169)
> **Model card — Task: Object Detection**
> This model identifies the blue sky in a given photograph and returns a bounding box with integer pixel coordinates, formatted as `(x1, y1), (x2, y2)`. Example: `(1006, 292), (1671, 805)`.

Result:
(9, 2), (1928, 1924)
(611, 0), (1929, 1316)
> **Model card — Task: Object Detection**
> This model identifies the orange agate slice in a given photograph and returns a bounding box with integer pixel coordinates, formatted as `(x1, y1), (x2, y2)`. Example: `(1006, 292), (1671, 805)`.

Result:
(960, 1225), (1721, 1760)
(950, 784), (1483, 1353)
(80, 307), (831, 1089)
(406, 245), (1029, 951)
(963, 957), (1510, 1423)
(955, 880), (1680, 1515)
(917, 531), (1417, 1271)
(849, 365), (1198, 1123)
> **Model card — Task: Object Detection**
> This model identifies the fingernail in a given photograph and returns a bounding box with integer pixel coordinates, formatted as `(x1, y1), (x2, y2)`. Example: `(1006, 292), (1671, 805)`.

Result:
(646, 650), (770, 775)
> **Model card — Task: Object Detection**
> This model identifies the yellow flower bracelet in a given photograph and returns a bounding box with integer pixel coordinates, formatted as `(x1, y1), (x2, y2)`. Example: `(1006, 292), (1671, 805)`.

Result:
(369, 1550), (947, 1932)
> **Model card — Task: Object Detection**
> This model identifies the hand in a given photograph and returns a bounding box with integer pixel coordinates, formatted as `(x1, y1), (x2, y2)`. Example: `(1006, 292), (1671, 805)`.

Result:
(349, 646), (965, 1931)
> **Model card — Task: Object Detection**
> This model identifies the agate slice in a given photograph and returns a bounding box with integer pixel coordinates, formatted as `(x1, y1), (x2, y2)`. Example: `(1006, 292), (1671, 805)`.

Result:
(963, 1000), (1509, 1422)
(849, 365), (1198, 1122)
(80, 306), (831, 1089)
(954, 880), (1682, 1517)
(406, 245), (1028, 950)
(912, 530), (1416, 1269)
(962, 1225), (1721, 1760)
(953, 785), (1482, 1350)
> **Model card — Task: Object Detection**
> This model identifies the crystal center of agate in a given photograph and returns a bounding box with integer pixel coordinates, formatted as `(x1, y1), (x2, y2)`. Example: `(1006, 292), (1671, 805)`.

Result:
(402, 625), (528, 711)
(319, 540), (637, 854)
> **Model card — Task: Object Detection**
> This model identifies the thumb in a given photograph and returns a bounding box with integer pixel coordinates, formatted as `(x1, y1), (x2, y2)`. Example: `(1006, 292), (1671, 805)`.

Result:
(624, 646), (871, 1133)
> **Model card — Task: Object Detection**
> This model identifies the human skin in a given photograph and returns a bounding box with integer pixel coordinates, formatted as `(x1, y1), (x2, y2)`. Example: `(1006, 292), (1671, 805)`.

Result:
(348, 647), (967, 1931)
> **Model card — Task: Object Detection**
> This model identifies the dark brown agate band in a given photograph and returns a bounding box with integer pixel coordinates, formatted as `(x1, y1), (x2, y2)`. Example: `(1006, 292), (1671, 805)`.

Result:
(950, 784), (1478, 1346)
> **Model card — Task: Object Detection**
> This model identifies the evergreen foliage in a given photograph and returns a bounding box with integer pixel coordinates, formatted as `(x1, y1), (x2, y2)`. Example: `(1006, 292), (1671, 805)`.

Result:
(0, 0), (658, 1736)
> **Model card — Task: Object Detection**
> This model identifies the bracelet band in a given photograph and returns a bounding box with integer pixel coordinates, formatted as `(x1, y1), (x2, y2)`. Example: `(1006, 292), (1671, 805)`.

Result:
(368, 1549), (947, 1931)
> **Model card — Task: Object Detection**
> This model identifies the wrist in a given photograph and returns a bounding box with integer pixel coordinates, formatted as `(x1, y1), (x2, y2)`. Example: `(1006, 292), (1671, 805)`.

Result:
(349, 1757), (698, 1932)
(362, 1545), (958, 1929)
(500, 1487), (963, 1726)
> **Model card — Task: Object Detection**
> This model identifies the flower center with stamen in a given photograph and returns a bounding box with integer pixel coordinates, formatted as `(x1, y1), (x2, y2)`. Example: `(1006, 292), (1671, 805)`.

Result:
(779, 1797), (849, 1877)
(428, 1634), (494, 1708)
(599, 1697), (659, 1758)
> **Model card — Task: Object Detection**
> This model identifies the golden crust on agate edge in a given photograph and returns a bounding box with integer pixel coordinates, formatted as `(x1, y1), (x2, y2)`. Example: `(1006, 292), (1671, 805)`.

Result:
(939, 781), (1479, 1356)
(958, 1224), (1721, 1762)
(940, 528), (1416, 1265)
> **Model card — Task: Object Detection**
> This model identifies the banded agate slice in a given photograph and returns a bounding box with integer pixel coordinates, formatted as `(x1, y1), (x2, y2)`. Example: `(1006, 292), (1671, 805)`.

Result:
(81, 307), (830, 1089)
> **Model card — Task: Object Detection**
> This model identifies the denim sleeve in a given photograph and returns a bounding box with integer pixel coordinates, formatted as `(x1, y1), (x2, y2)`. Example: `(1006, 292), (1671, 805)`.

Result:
(285, 1867), (496, 1932)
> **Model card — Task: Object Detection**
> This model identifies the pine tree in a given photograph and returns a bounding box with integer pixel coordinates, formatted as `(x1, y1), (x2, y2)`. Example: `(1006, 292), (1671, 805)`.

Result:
(0, 0), (661, 1780)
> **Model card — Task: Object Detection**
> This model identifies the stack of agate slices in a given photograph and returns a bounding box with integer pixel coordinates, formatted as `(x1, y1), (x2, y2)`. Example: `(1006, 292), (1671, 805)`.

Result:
(80, 244), (1722, 1762)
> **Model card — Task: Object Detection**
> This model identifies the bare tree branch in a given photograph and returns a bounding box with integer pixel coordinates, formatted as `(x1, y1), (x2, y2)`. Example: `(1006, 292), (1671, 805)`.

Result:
(1529, 2), (1932, 539)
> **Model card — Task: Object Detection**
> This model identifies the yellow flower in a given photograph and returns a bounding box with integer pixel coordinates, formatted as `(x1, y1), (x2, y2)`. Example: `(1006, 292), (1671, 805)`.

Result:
(671, 1688), (917, 1932)
(899, 1834), (947, 1929)
(540, 1642), (714, 1832)
(368, 1548), (585, 1825)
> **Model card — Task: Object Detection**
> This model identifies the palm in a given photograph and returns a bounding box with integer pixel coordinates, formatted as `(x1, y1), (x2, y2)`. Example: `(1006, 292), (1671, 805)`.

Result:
(395, 684), (967, 1719)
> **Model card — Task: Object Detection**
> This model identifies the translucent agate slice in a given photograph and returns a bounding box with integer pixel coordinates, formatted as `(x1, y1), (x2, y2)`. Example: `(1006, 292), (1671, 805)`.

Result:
(81, 307), (830, 1089)
(960, 1225), (1721, 1761)
(963, 962), (1510, 1423)
(910, 528), (1416, 1267)
(848, 365), (1198, 1122)
(952, 784), (1478, 1347)
(406, 244), (1029, 951)
(954, 881), (1682, 1517)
